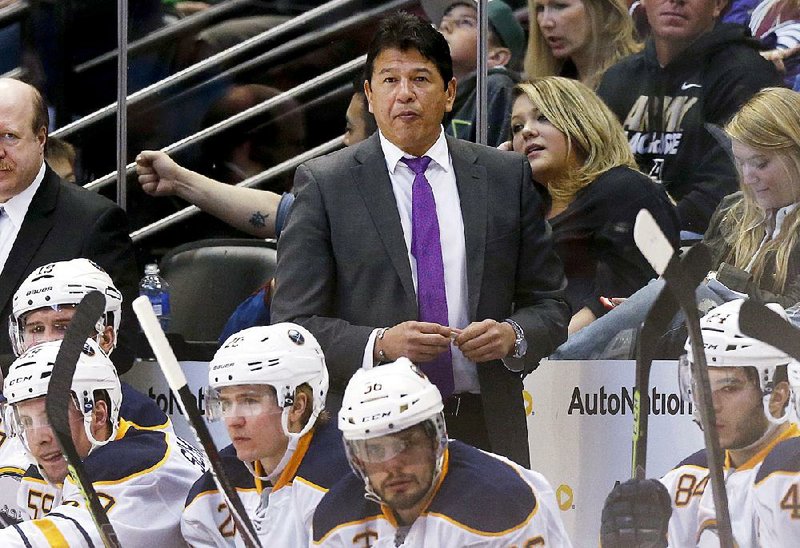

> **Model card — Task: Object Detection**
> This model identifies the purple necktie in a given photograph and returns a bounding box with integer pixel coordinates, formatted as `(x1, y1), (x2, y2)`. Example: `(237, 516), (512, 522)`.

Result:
(401, 156), (454, 398)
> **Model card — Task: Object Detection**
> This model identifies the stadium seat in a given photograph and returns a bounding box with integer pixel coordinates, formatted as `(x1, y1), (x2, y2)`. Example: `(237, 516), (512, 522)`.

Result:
(158, 238), (276, 342)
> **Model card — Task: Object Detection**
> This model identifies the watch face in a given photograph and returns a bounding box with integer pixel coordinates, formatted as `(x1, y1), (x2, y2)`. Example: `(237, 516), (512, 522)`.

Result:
(517, 338), (528, 358)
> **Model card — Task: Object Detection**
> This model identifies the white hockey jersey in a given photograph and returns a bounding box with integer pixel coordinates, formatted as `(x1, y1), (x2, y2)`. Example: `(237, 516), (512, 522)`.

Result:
(661, 423), (799, 547)
(182, 419), (351, 547)
(0, 424), (30, 527)
(753, 433), (800, 546)
(312, 440), (572, 547)
(0, 419), (205, 547)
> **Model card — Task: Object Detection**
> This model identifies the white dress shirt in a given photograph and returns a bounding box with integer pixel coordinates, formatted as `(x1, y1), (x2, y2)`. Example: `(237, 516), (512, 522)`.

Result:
(361, 129), (480, 394)
(0, 162), (46, 273)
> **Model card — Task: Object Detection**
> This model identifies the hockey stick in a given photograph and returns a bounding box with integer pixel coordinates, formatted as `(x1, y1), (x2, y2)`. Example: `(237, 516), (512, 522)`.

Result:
(634, 209), (735, 548)
(632, 243), (711, 480)
(46, 290), (121, 548)
(132, 296), (262, 548)
(738, 299), (800, 361)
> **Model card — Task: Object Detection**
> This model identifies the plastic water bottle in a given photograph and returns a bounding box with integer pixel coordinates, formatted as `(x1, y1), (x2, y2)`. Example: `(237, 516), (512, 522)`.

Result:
(139, 263), (171, 331)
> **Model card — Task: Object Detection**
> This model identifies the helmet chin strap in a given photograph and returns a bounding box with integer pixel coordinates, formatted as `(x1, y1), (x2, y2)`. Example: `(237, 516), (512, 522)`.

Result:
(245, 406), (319, 484)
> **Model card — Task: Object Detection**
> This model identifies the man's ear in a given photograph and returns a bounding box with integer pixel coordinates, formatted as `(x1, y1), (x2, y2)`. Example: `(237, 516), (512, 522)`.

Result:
(444, 78), (457, 113)
(98, 325), (115, 354)
(487, 46), (511, 69)
(288, 390), (310, 433)
(769, 380), (791, 418)
(364, 80), (374, 114)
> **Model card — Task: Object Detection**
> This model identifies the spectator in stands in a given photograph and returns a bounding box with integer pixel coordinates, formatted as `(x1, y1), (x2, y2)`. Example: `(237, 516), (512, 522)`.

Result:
(345, 78), (378, 146)
(0, 78), (138, 373)
(422, 0), (525, 146)
(509, 77), (679, 333)
(201, 83), (306, 193)
(597, 0), (781, 234)
(553, 87), (800, 359)
(44, 136), (77, 183)
(525, 0), (640, 89)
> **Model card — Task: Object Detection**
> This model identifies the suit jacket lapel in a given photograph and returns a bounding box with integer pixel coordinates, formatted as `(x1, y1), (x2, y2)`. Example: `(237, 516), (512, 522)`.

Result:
(351, 134), (417, 306)
(0, 168), (59, 312)
(448, 136), (487, 320)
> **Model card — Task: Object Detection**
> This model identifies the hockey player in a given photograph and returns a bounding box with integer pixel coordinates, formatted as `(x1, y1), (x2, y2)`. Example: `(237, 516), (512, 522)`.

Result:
(0, 338), (205, 546)
(181, 323), (350, 546)
(750, 352), (800, 544)
(312, 358), (572, 547)
(601, 299), (799, 547)
(3, 259), (171, 528)
(9, 258), (170, 432)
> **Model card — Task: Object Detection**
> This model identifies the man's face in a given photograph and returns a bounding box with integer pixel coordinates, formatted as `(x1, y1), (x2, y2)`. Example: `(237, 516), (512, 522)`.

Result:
(358, 425), (437, 516)
(18, 305), (113, 355)
(0, 81), (46, 202)
(439, 4), (479, 75)
(642, 0), (725, 47)
(707, 367), (768, 450)
(13, 397), (89, 484)
(344, 93), (371, 147)
(365, 48), (456, 157)
(219, 384), (288, 467)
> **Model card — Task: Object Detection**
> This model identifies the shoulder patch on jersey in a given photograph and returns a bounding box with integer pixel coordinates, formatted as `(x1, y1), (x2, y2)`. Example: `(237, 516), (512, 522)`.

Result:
(676, 448), (708, 470)
(312, 473), (382, 542)
(296, 420), (352, 491)
(185, 444), (255, 507)
(425, 441), (537, 534)
(82, 424), (169, 484)
(756, 437), (800, 484)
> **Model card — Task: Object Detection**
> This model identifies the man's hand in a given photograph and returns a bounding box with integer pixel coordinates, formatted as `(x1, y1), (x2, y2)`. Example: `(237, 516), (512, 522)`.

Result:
(374, 321), (452, 363)
(600, 478), (671, 548)
(135, 150), (183, 197)
(453, 319), (515, 362)
(761, 45), (800, 74)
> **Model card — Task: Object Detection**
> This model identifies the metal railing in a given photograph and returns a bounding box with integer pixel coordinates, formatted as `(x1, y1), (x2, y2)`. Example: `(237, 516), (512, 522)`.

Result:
(144, 0), (412, 118)
(74, 0), (256, 74)
(131, 136), (344, 242)
(87, 55), (366, 191)
(0, 0), (27, 26)
(52, 0), (365, 139)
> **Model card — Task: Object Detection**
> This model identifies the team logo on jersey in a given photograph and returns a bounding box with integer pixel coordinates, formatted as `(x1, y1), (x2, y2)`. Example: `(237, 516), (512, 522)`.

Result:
(556, 484), (574, 511)
(288, 329), (305, 345)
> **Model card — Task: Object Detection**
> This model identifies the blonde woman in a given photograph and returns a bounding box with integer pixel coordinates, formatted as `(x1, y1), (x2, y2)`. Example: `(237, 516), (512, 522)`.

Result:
(524, 0), (639, 89)
(553, 87), (800, 358)
(510, 77), (679, 333)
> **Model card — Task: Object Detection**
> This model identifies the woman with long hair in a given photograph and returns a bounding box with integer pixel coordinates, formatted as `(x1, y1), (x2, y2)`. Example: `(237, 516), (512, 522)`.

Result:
(524, 0), (640, 89)
(510, 77), (679, 333)
(553, 87), (800, 358)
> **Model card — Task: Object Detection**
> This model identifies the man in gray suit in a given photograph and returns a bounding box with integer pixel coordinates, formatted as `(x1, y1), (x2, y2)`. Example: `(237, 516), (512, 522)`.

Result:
(271, 12), (569, 466)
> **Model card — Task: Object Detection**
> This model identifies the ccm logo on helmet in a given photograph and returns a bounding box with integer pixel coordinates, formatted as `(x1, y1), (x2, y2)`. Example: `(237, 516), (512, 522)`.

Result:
(362, 412), (391, 422)
(8, 376), (33, 386)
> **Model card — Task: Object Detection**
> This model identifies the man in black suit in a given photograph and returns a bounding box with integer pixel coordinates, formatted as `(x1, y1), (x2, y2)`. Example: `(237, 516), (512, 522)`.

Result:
(271, 13), (569, 466)
(0, 77), (138, 373)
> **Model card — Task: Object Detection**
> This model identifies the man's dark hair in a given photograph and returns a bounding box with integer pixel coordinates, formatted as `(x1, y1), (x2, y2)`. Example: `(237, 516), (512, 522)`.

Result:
(365, 11), (453, 90)
(351, 75), (378, 136)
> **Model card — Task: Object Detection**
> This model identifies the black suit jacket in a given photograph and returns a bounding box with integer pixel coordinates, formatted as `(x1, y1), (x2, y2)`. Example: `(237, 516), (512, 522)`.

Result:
(271, 134), (570, 466)
(0, 167), (139, 373)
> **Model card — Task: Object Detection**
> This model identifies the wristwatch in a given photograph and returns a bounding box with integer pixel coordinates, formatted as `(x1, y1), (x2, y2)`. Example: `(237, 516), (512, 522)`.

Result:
(504, 319), (527, 359)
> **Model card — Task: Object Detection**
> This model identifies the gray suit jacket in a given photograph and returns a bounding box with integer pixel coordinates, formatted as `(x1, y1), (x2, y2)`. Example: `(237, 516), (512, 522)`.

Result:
(272, 133), (570, 465)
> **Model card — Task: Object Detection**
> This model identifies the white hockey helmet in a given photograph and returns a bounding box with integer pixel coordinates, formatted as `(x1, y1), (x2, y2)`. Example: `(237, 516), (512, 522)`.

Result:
(4, 338), (122, 451)
(9, 259), (123, 355)
(679, 299), (794, 425)
(207, 323), (328, 439)
(339, 358), (448, 504)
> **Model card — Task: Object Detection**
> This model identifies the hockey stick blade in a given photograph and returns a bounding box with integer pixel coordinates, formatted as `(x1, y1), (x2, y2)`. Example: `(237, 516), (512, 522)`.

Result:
(46, 290), (120, 548)
(632, 242), (710, 479)
(634, 209), (735, 548)
(132, 296), (262, 548)
(739, 299), (800, 361)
